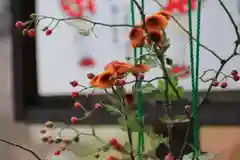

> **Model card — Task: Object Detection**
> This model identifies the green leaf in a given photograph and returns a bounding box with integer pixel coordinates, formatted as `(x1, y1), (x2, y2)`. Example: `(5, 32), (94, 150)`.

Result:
(117, 112), (142, 132)
(169, 76), (178, 86)
(78, 29), (90, 36)
(159, 115), (170, 122)
(152, 89), (165, 101)
(168, 86), (184, 101)
(174, 115), (188, 121)
(104, 104), (121, 115)
(157, 80), (164, 90)
(139, 83), (155, 93)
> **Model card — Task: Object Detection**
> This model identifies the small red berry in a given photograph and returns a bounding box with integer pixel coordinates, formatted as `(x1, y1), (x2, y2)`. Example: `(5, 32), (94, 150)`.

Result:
(47, 136), (54, 144)
(70, 80), (78, 87)
(231, 70), (238, 76)
(71, 116), (78, 124)
(74, 102), (81, 109)
(15, 21), (24, 29)
(95, 103), (102, 109)
(164, 153), (175, 160)
(54, 150), (61, 156)
(137, 74), (144, 80)
(212, 81), (219, 87)
(72, 92), (78, 98)
(27, 29), (36, 37)
(107, 156), (115, 160)
(233, 75), (240, 81)
(60, 144), (66, 151)
(118, 79), (125, 86)
(45, 29), (52, 36)
(221, 82), (228, 88)
(109, 138), (118, 145)
(87, 73), (95, 79)
(113, 143), (123, 151)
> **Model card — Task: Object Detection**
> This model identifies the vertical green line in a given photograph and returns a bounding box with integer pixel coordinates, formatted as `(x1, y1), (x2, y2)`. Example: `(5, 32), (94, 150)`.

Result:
(193, 0), (202, 157)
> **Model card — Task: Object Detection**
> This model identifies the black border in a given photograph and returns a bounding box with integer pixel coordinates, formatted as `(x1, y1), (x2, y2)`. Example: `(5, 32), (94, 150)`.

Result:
(11, 0), (240, 125)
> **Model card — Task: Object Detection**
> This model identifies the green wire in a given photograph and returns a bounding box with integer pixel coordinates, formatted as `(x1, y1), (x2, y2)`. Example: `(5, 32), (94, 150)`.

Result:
(187, 0), (201, 158)
(130, 0), (144, 160)
(193, 0), (202, 157)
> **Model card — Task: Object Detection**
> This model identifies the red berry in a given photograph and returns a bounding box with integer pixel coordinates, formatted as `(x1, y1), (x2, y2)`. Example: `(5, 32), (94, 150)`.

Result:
(164, 153), (175, 160)
(221, 82), (227, 88)
(74, 102), (81, 109)
(54, 150), (61, 156)
(15, 21), (24, 29)
(231, 70), (238, 76)
(71, 116), (78, 124)
(72, 92), (78, 98)
(95, 103), (102, 109)
(233, 75), (240, 81)
(107, 156), (115, 160)
(60, 144), (66, 151)
(212, 81), (219, 87)
(47, 136), (53, 144)
(87, 73), (95, 79)
(118, 79), (125, 86)
(70, 80), (78, 87)
(137, 74), (144, 80)
(27, 29), (35, 37)
(109, 138), (118, 145)
(45, 29), (52, 36)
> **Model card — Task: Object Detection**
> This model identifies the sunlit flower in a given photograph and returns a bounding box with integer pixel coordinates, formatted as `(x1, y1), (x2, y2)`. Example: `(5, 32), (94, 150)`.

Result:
(145, 15), (168, 30)
(104, 61), (133, 76)
(147, 29), (163, 44)
(90, 71), (115, 89)
(129, 27), (145, 48)
(131, 64), (150, 74)
(154, 10), (172, 20)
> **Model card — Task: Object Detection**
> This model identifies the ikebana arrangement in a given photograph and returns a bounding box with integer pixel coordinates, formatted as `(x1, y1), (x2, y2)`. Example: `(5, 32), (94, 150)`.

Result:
(4, 0), (240, 160)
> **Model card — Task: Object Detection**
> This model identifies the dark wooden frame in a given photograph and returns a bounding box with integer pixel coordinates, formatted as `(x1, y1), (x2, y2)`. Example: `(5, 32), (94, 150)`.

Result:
(11, 0), (240, 125)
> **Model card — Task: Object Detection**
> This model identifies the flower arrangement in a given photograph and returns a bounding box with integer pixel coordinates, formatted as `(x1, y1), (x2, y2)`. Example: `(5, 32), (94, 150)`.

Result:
(4, 0), (240, 160)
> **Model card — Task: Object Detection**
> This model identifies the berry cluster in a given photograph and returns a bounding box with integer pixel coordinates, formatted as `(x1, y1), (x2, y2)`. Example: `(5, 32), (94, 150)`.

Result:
(211, 70), (239, 88)
(15, 16), (53, 37)
(40, 121), (80, 156)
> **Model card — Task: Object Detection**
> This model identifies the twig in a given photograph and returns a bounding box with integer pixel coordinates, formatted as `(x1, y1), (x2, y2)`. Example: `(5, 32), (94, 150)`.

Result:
(36, 15), (138, 28)
(0, 138), (43, 160)
(152, 0), (222, 61)
(217, 0), (240, 39)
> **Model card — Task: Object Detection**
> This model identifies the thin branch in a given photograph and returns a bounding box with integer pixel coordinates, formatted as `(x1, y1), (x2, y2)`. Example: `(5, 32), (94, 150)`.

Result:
(0, 138), (43, 160)
(36, 15), (138, 28)
(152, 0), (222, 61)
(218, 0), (240, 39)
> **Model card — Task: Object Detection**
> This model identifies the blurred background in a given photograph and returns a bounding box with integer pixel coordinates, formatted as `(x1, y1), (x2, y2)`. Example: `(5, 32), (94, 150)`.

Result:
(1, 0), (240, 160)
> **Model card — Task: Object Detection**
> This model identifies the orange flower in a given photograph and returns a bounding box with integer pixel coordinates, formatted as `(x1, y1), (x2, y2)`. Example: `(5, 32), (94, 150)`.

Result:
(147, 29), (163, 44)
(145, 15), (168, 30)
(131, 64), (150, 74)
(89, 71), (115, 89)
(104, 61), (133, 76)
(154, 10), (172, 20)
(129, 27), (145, 48)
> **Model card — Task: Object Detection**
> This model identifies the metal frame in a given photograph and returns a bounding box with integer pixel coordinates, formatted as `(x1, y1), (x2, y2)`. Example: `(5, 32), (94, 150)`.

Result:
(11, 0), (240, 125)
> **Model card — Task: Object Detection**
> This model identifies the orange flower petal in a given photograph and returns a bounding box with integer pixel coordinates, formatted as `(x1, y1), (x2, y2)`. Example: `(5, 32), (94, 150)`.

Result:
(154, 10), (172, 20)
(145, 15), (168, 30)
(131, 64), (150, 73)
(129, 27), (145, 48)
(104, 61), (133, 76)
(148, 29), (163, 44)
(90, 71), (115, 89)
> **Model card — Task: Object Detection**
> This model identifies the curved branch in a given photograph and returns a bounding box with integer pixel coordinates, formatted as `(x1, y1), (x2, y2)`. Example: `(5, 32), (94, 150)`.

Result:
(0, 138), (43, 160)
